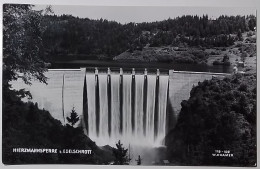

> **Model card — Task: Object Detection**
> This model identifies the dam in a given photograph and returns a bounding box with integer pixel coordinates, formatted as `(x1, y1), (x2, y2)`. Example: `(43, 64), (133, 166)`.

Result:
(10, 67), (229, 146)
(82, 68), (169, 146)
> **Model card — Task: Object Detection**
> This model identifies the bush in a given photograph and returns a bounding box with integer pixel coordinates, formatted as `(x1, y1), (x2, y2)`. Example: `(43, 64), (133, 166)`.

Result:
(247, 31), (254, 37)
(222, 54), (229, 62)
(213, 55), (230, 66)
(236, 42), (242, 47)
(245, 37), (256, 43)
(223, 61), (231, 66)
(210, 51), (220, 55)
(192, 51), (208, 60)
(173, 52), (196, 64)
(213, 60), (221, 65)
(238, 83), (248, 92)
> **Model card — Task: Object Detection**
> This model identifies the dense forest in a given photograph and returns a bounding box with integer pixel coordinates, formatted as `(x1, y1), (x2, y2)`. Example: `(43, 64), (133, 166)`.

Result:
(42, 14), (256, 62)
(165, 73), (256, 166)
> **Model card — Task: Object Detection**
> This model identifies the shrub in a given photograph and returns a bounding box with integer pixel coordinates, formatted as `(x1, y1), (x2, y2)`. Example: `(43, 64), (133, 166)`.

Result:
(236, 42), (242, 47)
(213, 60), (221, 65)
(238, 83), (248, 92)
(210, 51), (220, 55)
(223, 61), (231, 66)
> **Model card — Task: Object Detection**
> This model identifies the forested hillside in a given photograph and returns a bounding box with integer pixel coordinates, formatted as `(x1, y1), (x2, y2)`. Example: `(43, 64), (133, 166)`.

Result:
(165, 73), (256, 166)
(2, 85), (114, 164)
(42, 14), (256, 62)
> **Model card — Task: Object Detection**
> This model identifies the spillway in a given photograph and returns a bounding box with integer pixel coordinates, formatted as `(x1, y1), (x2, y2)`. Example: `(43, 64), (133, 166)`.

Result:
(83, 68), (169, 146)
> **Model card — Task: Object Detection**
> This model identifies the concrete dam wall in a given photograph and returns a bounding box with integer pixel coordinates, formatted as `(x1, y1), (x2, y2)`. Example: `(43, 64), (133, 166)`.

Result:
(10, 68), (229, 146)
(167, 70), (228, 131)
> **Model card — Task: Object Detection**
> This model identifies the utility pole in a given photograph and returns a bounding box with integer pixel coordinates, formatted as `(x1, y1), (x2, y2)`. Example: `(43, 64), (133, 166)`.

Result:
(62, 74), (65, 124)
(128, 144), (131, 164)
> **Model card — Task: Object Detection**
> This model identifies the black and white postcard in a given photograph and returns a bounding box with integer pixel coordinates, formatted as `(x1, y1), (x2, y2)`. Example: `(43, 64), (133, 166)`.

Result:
(2, 3), (257, 167)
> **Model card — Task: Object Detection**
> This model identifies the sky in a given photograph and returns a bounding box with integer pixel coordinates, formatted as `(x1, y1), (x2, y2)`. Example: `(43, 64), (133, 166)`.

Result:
(33, 5), (256, 24)
(34, 5), (255, 24)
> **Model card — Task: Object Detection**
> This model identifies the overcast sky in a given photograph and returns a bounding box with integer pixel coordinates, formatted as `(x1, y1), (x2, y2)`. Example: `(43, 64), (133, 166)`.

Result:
(34, 5), (256, 24)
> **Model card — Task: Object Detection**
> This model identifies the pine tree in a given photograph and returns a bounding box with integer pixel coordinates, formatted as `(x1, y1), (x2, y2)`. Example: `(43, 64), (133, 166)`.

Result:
(237, 29), (243, 41)
(66, 107), (79, 127)
(135, 155), (142, 165)
(112, 140), (129, 165)
(241, 52), (247, 62)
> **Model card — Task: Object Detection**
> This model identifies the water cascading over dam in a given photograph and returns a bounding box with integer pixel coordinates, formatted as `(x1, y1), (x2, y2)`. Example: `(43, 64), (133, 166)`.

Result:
(82, 68), (169, 146)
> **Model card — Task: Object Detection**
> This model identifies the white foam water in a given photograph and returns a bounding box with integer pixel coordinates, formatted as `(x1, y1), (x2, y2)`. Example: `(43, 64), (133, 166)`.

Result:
(84, 70), (169, 147)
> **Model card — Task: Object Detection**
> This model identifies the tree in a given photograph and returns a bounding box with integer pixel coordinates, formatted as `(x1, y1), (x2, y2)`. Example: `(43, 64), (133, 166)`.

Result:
(135, 155), (142, 165)
(241, 52), (247, 62)
(222, 54), (231, 65)
(248, 16), (256, 31)
(3, 4), (49, 86)
(66, 107), (79, 127)
(112, 140), (129, 165)
(237, 29), (243, 41)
